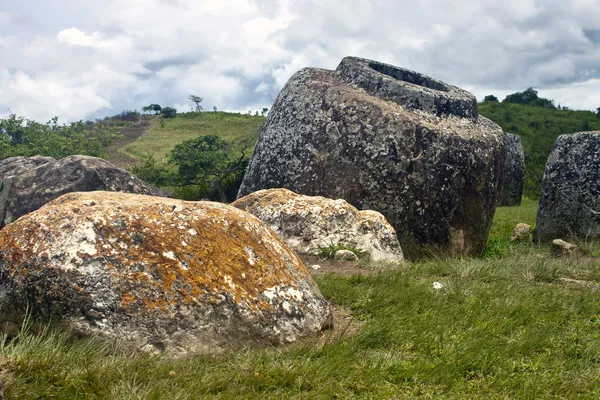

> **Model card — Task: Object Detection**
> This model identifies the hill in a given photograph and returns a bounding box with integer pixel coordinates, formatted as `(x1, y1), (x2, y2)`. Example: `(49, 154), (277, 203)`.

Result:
(118, 112), (264, 164)
(478, 101), (600, 198)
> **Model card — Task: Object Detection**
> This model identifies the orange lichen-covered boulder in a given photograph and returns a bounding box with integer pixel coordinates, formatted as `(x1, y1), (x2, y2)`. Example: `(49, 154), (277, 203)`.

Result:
(0, 191), (331, 355)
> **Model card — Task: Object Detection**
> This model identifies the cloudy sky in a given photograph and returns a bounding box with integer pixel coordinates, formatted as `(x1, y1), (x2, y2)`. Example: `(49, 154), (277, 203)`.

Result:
(2, 0), (600, 122)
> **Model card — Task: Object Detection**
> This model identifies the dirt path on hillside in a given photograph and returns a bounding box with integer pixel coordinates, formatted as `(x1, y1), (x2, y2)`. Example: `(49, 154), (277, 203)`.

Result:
(106, 118), (153, 169)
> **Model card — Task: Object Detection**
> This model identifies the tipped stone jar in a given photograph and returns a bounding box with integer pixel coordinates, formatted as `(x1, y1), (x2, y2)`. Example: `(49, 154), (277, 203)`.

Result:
(239, 57), (505, 258)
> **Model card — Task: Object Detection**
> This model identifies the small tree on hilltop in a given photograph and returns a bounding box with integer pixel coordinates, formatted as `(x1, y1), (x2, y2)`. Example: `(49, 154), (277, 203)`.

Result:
(189, 95), (203, 112)
(483, 95), (499, 102)
(151, 104), (162, 114)
(160, 107), (177, 118)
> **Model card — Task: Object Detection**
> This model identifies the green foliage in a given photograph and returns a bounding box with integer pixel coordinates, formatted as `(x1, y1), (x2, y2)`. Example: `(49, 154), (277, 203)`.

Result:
(169, 134), (250, 202)
(479, 102), (600, 198)
(160, 108), (177, 119)
(483, 94), (499, 102)
(160, 107), (177, 119)
(315, 242), (369, 260)
(0, 114), (120, 159)
(128, 155), (175, 187)
(502, 87), (555, 108)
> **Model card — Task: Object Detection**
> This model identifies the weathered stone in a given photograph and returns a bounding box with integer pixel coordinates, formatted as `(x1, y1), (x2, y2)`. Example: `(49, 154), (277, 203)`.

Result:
(0, 155), (168, 228)
(238, 57), (505, 257)
(233, 188), (403, 263)
(550, 239), (578, 257)
(536, 132), (600, 242)
(498, 133), (525, 206)
(0, 155), (55, 177)
(511, 223), (532, 243)
(333, 250), (359, 262)
(0, 191), (331, 356)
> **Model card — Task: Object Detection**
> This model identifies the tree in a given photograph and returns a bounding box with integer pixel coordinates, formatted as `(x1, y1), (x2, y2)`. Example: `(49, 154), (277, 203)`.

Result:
(213, 106), (217, 112)
(483, 95), (499, 102)
(160, 107), (177, 118)
(142, 105), (152, 114)
(596, 107), (600, 118)
(503, 88), (555, 108)
(261, 107), (269, 116)
(189, 95), (204, 112)
(151, 104), (162, 114)
(170, 135), (250, 202)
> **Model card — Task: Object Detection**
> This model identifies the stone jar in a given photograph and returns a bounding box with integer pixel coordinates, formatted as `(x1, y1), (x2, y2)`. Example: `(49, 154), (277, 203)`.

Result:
(239, 57), (505, 257)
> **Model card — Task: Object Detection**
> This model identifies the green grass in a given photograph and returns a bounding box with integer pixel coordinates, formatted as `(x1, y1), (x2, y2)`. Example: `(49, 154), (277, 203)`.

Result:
(5, 201), (600, 399)
(122, 112), (264, 161)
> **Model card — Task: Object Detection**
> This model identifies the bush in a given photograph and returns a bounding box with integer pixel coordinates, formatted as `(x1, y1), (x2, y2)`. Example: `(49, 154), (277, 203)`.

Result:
(160, 107), (177, 119)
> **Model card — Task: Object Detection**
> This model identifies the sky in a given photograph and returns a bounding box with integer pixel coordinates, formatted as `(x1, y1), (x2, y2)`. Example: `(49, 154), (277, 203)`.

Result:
(2, 0), (600, 122)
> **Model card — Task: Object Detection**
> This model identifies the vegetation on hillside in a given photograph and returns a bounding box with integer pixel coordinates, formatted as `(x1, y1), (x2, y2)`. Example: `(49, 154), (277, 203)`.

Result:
(127, 111), (263, 201)
(0, 114), (120, 160)
(479, 88), (600, 198)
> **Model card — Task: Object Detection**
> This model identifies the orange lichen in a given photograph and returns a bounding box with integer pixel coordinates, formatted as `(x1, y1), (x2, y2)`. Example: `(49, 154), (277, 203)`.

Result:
(0, 191), (316, 316)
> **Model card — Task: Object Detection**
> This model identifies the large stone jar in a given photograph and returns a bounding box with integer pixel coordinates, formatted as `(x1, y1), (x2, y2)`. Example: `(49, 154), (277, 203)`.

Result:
(536, 131), (600, 242)
(239, 57), (505, 257)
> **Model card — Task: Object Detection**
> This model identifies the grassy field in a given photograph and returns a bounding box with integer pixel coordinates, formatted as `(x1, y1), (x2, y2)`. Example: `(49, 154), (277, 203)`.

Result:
(121, 112), (264, 162)
(5, 202), (600, 399)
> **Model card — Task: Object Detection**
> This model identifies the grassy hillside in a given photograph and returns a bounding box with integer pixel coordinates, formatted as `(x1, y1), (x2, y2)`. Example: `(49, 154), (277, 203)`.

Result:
(121, 112), (264, 162)
(478, 102), (600, 199)
(6, 202), (600, 399)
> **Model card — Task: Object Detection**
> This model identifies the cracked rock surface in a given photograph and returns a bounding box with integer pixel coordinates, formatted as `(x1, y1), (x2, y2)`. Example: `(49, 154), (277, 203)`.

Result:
(0, 191), (331, 356)
(536, 131), (600, 242)
(239, 57), (505, 257)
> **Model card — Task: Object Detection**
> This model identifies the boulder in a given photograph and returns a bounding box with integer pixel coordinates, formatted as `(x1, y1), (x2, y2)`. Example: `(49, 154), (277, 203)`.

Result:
(0, 155), (168, 228)
(238, 57), (505, 257)
(536, 132), (600, 242)
(233, 188), (404, 262)
(0, 191), (331, 356)
(510, 223), (533, 243)
(498, 133), (525, 206)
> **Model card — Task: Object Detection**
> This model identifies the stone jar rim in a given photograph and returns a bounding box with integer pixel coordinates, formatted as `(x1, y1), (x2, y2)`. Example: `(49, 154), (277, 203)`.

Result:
(335, 56), (478, 119)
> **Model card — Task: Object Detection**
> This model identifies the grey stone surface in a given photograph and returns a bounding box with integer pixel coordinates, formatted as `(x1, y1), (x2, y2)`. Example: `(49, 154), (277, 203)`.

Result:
(536, 131), (600, 242)
(0, 191), (332, 356)
(238, 57), (505, 257)
(498, 133), (525, 206)
(0, 155), (168, 228)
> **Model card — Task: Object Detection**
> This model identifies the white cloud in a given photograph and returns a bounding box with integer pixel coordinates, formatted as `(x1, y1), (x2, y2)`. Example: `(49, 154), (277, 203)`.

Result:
(2, 0), (600, 121)
(57, 28), (103, 47)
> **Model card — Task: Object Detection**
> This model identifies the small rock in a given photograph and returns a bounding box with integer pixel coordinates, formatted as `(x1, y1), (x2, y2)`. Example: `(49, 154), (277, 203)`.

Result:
(511, 223), (533, 243)
(311, 264), (322, 270)
(433, 282), (444, 290)
(551, 239), (578, 256)
(168, 371), (177, 377)
(333, 249), (359, 262)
